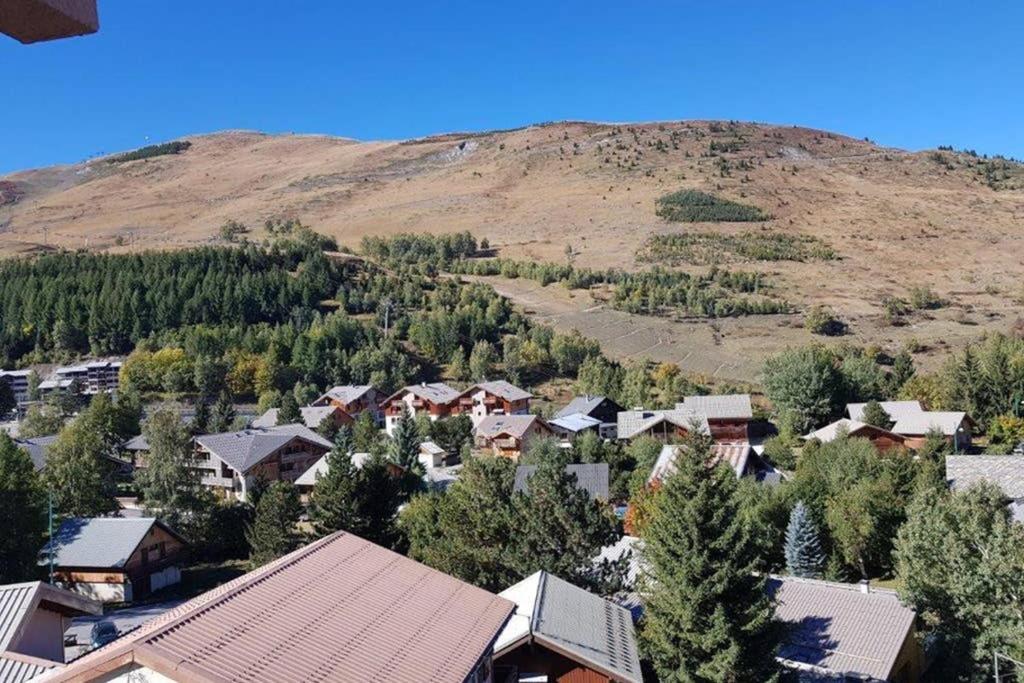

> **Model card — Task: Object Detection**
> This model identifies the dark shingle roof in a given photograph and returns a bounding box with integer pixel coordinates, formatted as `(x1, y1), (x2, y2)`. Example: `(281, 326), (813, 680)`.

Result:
(946, 455), (1024, 499)
(678, 394), (753, 420)
(13, 436), (57, 472)
(475, 414), (544, 440)
(514, 463), (609, 500)
(195, 424), (332, 473)
(251, 406), (338, 430)
(768, 576), (917, 681)
(554, 395), (614, 420)
(495, 571), (642, 683)
(50, 532), (515, 683)
(464, 380), (532, 402)
(40, 518), (182, 569)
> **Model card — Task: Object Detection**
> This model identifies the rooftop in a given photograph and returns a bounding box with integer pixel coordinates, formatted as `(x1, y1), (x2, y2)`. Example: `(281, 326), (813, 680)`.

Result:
(495, 571), (642, 683)
(892, 411), (969, 436)
(48, 532), (515, 683)
(648, 443), (752, 484)
(946, 455), (1024, 499)
(554, 395), (617, 420)
(847, 400), (923, 422)
(316, 385), (376, 406)
(475, 413), (544, 440)
(251, 405), (340, 430)
(388, 382), (461, 406)
(547, 413), (602, 433)
(803, 419), (903, 444)
(13, 435), (57, 472)
(616, 409), (709, 441)
(195, 424), (332, 473)
(0, 581), (100, 653)
(677, 394), (753, 420)
(513, 463), (609, 500)
(769, 575), (917, 681)
(464, 380), (533, 402)
(39, 518), (183, 570)
(293, 451), (374, 487)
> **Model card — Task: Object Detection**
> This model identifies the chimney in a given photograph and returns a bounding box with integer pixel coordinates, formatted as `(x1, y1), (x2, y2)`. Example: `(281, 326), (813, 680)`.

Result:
(858, 579), (870, 594)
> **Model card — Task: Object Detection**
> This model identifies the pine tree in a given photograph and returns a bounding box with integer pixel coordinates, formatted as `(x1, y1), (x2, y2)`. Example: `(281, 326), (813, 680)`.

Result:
(389, 405), (422, 473)
(784, 501), (825, 578)
(888, 349), (915, 393)
(469, 340), (496, 381)
(276, 392), (302, 425)
(448, 347), (470, 382)
(246, 481), (302, 568)
(640, 433), (781, 682)
(0, 435), (45, 582)
(860, 400), (892, 428)
(191, 399), (210, 434)
(309, 428), (361, 537)
(0, 381), (15, 417)
(210, 390), (236, 433)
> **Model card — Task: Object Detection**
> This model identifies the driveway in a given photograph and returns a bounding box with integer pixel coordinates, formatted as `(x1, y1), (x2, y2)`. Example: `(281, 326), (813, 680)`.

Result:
(65, 599), (185, 660)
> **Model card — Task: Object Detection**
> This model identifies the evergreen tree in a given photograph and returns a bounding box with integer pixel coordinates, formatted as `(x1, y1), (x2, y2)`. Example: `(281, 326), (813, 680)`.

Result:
(0, 381), (14, 417)
(639, 434), (781, 682)
(135, 405), (203, 529)
(448, 347), (470, 382)
(784, 501), (825, 578)
(352, 453), (404, 549)
(210, 390), (236, 433)
(191, 398), (211, 434)
(860, 400), (892, 428)
(276, 392), (302, 425)
(246, 481), (302, 568)
(389, 405), (422, 472)
(888, 349), (915, 393)
(0, 435), (45, 582)
(469, 340), (496, 381)
(309, 428), (361, 537)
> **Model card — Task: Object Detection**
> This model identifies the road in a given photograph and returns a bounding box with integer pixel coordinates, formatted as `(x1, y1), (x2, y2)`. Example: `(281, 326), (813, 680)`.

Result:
(65, 599), (185, 661)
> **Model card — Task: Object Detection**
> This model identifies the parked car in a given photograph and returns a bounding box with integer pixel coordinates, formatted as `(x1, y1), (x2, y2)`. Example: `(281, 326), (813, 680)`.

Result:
(89, 620), (119, 649)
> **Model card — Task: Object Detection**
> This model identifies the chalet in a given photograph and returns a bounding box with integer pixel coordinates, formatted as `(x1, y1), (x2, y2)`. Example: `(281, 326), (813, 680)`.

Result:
(474, 414), (553, 459)
(892, 411), (973, 451)
(514, 463), (609, 500)
(48, 532), (515, 683)
(804, 418), (908, 452)
(946, 455), (1024, 522)
(647, 442), (776, 485)
(250, 404), (351, 431)
(0, 581), (100, 681)
(847, 400), (924, 424)
(310, 384), (383, 423)
(494, 570), (642, 683)
(554, 395), (623, 439)
(381, 382), (461, 435)
(548, 412), (603, 441)
(616, 408), (709, 443)
(40, 518), (188, 604)
(769, 576), (924, 682)
(193, 424), (332, 501)
(677, 393), (754, 442)
(452, 380), (532, 426)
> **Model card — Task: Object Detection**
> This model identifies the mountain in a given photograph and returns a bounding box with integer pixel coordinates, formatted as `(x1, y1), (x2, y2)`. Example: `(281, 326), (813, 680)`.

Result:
(2, 120), (1022, 380)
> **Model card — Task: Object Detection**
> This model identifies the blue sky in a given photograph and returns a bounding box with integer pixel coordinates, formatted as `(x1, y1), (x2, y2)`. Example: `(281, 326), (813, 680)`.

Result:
(2, 1), (1022, 174)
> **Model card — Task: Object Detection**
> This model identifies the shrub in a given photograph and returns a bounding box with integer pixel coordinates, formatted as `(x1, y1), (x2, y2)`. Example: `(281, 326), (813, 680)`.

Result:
(654, 190), (769, 223)
(908, 286), (944, 311)
(638, 231), (835, 265)
(804, 306), (846, 336)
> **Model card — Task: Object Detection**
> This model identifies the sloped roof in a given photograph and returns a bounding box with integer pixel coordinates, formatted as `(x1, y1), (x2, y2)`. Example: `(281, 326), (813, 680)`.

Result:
(293, 451), (374, 487)
(554, 395), (618, 420)
(803, 419), (904, 444)
(847, 400), (923, 422)
(475, 413), (545, 440)
(768, 576), (917, 681)
(547, 413), (602, 433)
(0, 652), (61, 683)
(251, 405), (339, 430)
(13, 435), (57, 472)
(0, 581), (100, 652)
(514, 463), (609, 500)
(385, 382), (461, 406)
(648, 443), (752, 485)
(463, 380), (533, 402)
(616, 410), (709, 441)
(195, 424), (332, 473)
(594, 536), (644, 617)
(677, 394), (753, 420)
(122, 434), (150, 452)
(495, 571), (642, 683)
(40, 518), (184, 570)
(47, 532), (515, 683)
(946, 455), (1024, 499)
(316, 385), (375, 406)
(892, 411), (968, 436)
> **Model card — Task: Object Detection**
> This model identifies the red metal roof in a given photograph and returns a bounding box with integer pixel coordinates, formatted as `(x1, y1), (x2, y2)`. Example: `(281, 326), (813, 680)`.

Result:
(48, 533), (514, 683)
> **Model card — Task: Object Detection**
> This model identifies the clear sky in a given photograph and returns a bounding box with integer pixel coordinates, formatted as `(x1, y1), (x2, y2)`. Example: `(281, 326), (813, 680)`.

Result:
(3, 1), (1022, 174)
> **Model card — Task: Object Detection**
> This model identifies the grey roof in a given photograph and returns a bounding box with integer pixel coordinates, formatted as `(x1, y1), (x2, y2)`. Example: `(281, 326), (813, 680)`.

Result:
(514, 463), (609, 500)
(0, 652), (60, 683)
(847, 400), (923, 422)
(316, 385), (375, 406)
(768, 576), (917, 681)
(195, 424), (332, 474)
(677, 394), (753, 420)
(555, 395), (609, 419)
(496, 571), (642, 683)
(387, 382), (461, 406)
(13, 435), (57, 472)
(803, 419), (902, 444)
(475, 413), (545, 440)
(616, 409), (709, 441)
(464, 380), (532, 402)
(548, 413), (602, 433)
(648, 443), (752, 484)
(122, 434), (149, 452)
(946, 455), (1024, 499)
(293, 451), (373, 487)
(40, 518), (181, 569)
(892, 411), (969, 436)
(0, 581), (100, 652)
(251, 405), (338, 430)
(594, 536), (644, 618)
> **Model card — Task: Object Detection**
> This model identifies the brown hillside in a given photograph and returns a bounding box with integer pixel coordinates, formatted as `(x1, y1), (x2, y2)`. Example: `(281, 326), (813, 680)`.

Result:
(2, 121), (1022, 380)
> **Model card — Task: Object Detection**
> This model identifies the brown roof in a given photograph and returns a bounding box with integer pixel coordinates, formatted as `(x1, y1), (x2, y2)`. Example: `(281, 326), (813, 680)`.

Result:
(47, 532), (514, 683)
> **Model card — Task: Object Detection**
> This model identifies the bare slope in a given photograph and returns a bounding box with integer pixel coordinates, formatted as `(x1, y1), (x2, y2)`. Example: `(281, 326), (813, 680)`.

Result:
(2, 121), (1022, 380)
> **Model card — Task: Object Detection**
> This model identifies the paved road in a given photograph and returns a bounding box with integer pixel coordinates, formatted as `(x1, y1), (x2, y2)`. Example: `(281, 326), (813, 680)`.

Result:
(65, 599), (185, 660)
